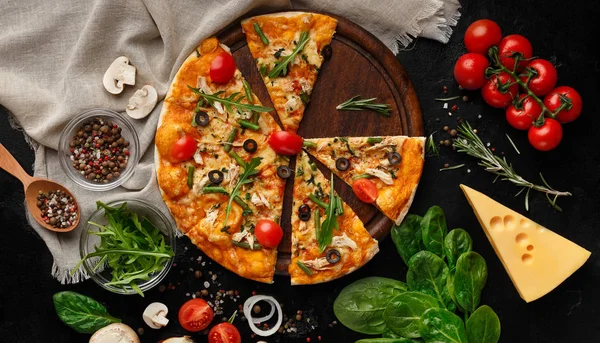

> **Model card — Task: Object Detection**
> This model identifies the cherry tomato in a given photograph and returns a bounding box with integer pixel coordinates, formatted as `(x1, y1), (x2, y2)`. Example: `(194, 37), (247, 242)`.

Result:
(543, 86), (582, 124)
(481, 72), (519, 108)
(254, 219), (283, 248)
(352, 178), (378, 204)
(464, 19), (502, 55)
(453, 53), (489, 90)
(505, 94), (541, 130)
(210, 52), (236, 83)
(171, 135), (197, 162)
(498, 34), (533, 72)
(528, 118), (563, 151)
(208, 322), (242, 343)
(268, 131), (303, 155)
(178, 299), (214, 332)
(519, 59), (558, 96)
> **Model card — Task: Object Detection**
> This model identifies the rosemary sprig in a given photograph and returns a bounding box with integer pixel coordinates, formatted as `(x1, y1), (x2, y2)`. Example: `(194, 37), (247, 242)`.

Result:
(453, 121), (571, 211)
(268, 31), (310, 79)
(223, 157), (262, 228)
(336, 95), (391, 117)
(505, 133), (520, 155)
(439, 164), (465, 171)
(426, 132), (439, 157)
(188, 87), (273, 113)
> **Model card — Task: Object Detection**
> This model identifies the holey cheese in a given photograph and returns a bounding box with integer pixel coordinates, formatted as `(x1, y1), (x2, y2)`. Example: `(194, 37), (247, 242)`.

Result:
(460, 184), (591, 303)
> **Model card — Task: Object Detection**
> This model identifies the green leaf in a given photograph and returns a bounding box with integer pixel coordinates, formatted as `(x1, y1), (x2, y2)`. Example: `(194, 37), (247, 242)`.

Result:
(420, 206), (447, 258)
(268, 31), (310, 78)
(223, 157), (262, 228)
(419, 308), (467, 343)
(334, 277), (407, 335)
(356, 339), (415, 343)
(317, 174), (341, 252)
(406, 251), (451, 309)
(443, 229), (472, 270)
(466, 305), (501, 343)
(53, 291), (121, 334)
(383, 292), (440, 338)
(188, 87), (273, 113)
(453, 252), (488, 314)
(391, 214), (424, 266)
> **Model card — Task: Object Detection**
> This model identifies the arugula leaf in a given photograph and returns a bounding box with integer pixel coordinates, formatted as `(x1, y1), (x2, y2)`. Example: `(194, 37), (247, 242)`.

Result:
(223, 157), (262, 228)
(268, 31), (310, 78)
(316, 174), (342, 252)
(188, 87), (273, 113)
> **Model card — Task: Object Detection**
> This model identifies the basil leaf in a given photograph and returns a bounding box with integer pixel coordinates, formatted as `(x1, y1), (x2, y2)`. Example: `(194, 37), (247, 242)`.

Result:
(383, 292), (440, 338)
(391, 214), (423, 266)
(53, 291), (120, 334)
(454, 251), (488, 314)
(443, 229), (472, 270)
(419, 308), (467, 343)
(407, 251), (451, 309)
(466, 305), (501, 343)
(334, 277), (407, 334)
(420, 206), (447, 258)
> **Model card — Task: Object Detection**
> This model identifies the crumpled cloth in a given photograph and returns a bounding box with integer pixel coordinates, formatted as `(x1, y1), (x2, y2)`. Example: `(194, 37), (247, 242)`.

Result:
(0, 0), (461, 284)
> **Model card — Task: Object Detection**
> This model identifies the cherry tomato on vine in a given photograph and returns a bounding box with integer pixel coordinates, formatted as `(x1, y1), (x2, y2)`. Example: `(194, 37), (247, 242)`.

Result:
(352, 178), (378, 204)
(481, 72), (519, 108)
(210, 52), (236, 83)
(208, 322), (242, 343)
(528, 118), (563, 151)
(543, 86), (582, 124)
(454, 53), (489, 90)
(498, 34), (533, 72)
(519, 59), (558, 96)
(464, 19), (502, 55)
(505, 94), (541, 130)
(171, 135), (197, 162)
(254, 219), (283, 248)
(268, 131), (303, 155)
(178, 299), (214, 332)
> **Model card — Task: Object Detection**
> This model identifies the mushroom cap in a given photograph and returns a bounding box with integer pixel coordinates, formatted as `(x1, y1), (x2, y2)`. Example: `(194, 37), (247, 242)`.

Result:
(89, 323), (140, 343)
(161, 337), (195, 343)
(142, 301), (169, 329)
(126, 85), (158, 119)
(103, 56), (137, 95)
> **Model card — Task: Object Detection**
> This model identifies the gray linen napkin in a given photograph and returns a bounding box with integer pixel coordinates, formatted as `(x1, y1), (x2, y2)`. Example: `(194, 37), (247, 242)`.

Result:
(0, 0), (461, 284)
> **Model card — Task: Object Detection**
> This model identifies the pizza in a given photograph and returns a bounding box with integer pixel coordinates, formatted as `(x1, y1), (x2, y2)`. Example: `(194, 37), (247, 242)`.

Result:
(303, 136), (425, 225)
(289, 150), (379, 285)
(241, 12), (337, 133)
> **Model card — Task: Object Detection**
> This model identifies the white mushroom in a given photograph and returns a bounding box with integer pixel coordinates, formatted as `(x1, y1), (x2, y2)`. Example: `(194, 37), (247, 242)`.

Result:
(162, 337), (195, 343)
(126, 85), (158, 119)
(89, 323), (139, 343)
(142, 302), (169, 329)
(103, 56), (136, 94)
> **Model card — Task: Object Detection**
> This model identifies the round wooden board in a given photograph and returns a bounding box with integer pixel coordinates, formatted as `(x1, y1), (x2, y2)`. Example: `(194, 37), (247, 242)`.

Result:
(218, 11), (424, 276)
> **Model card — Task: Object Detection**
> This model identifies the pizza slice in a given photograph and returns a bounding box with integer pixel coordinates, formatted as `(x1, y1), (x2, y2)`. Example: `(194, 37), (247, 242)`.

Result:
(303, 136), (425, 225)
(289, 150), (379, 285)
(241, 12), (337, 132)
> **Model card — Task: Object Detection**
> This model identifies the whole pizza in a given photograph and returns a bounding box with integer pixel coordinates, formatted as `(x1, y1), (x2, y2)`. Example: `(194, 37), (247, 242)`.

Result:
(155, 12), (425, 284)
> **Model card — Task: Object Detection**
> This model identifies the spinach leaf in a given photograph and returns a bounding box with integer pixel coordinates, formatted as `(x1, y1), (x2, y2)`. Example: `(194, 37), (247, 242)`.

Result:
(466, 305), (501, 343)
(356, 339), (415, 343)
(383, 292), (440, 338)
(391, 214), (424, 266)
(420, 206), (447, 258)
(382, 328), (403, 338)
(334, 277), (407, 334)
(53, 291), (121, 334)
(453, 251), (488, 314)
(443, 229), (472, 270)
(419, 308), (467, 343)
(406, 251), (451, 308)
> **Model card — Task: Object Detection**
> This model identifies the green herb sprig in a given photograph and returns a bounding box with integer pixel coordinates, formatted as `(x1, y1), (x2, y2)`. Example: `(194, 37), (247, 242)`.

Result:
(268, 31), (310, 78)
(315, 174), (342, 253)
(336, 95), (391, 117)
(223, 157), (262, 228)
(188, 87), (273, 113)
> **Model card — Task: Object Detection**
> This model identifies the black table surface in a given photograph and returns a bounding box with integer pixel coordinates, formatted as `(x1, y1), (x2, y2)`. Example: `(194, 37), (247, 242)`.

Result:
(2, 1), (600, 342)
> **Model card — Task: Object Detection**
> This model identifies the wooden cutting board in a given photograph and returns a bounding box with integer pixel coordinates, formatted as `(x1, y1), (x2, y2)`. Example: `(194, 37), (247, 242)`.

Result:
(218, 12), (424, 275)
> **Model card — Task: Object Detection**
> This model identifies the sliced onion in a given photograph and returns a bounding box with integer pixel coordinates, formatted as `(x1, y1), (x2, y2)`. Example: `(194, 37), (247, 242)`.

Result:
(242, 295), (282, 337)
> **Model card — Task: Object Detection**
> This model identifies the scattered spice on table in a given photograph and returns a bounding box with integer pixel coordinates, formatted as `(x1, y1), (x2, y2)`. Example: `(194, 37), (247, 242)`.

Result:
(36, 190), (77, 228)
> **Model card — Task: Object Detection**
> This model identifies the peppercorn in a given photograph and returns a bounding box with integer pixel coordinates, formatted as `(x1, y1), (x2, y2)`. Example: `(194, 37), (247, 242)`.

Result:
(443, 125), (449, 132)
(201, 289), (209, 296)
(253, 305), (261, 314)
(450, 129), (458, 137)
(194, 270), (202, 279)
(443, 139), (451, 146)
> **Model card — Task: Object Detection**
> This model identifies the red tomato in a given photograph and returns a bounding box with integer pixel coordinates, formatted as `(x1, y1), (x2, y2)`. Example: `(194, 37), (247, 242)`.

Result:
(254, 219), (283, 248)
(210, 52), (236, 83)
(519, 59), (558, 96)
(453, 53), (489, 90)
(208, 322), (242, 343)
(528, 118), (563, 151)
(268, 131), (303, 155)
(481, 72), (519, 108)
(498, 34), (533, 72)
(505, 94), (541, 130)
(178, 299), (214, 332)
(171, 136), (197, 162)
(543, 86), (583, 123)
(352, 178), (378, 204)
(464, 19), (502, 55)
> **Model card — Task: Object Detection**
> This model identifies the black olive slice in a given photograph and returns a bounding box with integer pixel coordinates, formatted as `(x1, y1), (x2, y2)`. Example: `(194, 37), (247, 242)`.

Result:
(325, 249), (341, 264)
(208, 170), (224, 184)
(243, 139), (258, 153)
(321, 44), (332, 61)
(277, 165), (292, 179)
(298, 204), (311, 221)
(336, 157), (350, 171)
(194, 111), (210, 127)
(387, 152), (402, 165)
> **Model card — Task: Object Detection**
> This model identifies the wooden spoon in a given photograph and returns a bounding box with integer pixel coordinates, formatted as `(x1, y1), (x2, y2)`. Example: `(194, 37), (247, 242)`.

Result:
(0, 143), (80, 232)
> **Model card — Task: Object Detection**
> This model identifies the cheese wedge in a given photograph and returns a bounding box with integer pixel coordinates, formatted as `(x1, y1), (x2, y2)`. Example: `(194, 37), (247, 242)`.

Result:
(460, 184), (591, 302)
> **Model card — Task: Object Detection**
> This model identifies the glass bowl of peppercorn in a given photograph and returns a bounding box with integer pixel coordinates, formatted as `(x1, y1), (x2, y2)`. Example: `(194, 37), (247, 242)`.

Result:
(58, 108), (140, 191)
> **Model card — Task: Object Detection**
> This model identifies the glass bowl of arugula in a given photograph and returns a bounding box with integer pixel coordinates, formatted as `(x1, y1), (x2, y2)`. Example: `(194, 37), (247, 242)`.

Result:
(76, 199), (176, 296)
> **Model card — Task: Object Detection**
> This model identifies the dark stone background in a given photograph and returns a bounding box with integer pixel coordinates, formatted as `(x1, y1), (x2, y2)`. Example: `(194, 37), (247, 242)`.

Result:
(1, 0), (599, 342)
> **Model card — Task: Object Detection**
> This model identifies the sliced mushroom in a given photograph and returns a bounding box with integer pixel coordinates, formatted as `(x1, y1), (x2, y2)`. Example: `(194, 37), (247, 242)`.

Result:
(89, 323), (139, 343)
(103, 56), (136, 94)
(162, 337), (195, 343)
(126, 85), (158, 119)
(142, 302), (169, 329)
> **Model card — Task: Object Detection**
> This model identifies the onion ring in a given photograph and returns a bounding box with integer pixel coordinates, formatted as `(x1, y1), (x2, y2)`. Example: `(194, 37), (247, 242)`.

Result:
(242, 295), (283, 337)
